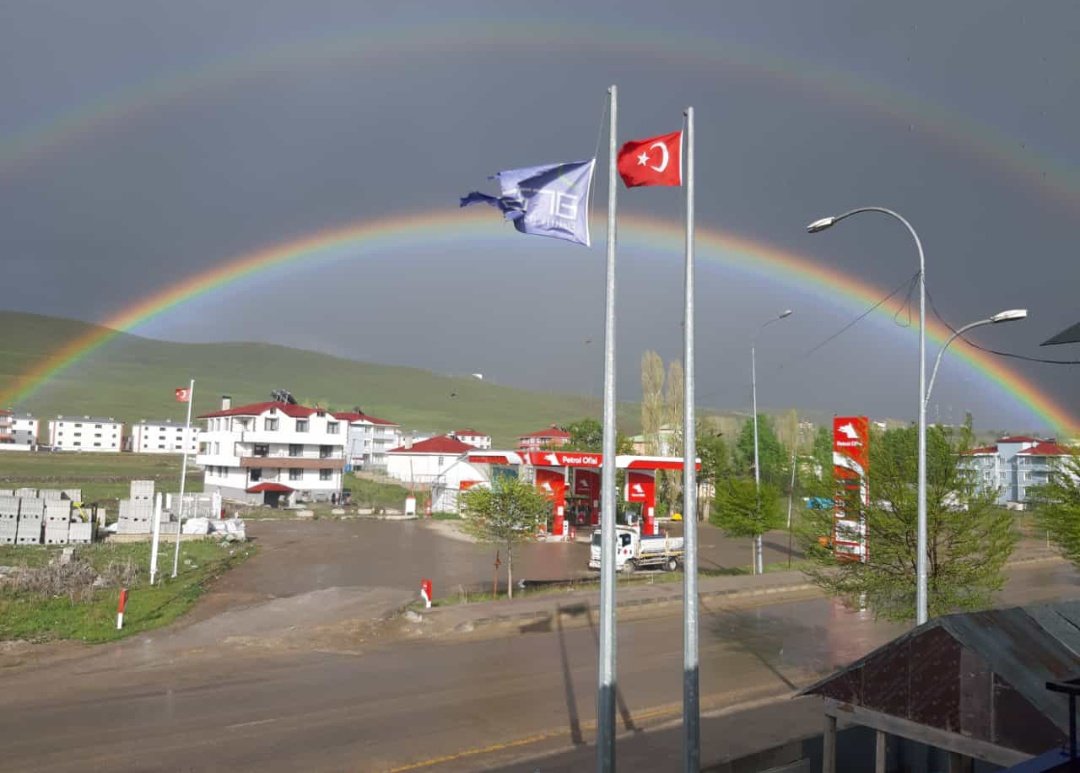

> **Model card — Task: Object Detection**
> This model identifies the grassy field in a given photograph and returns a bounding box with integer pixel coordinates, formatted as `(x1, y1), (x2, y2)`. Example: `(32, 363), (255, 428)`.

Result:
(0, 310), (643, 447)
(0, 451), (196, 508)
(0, 539), (255, 643)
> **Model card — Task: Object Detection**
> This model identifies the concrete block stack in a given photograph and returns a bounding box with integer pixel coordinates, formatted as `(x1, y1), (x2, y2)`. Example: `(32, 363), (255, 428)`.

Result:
(0, 496), (19, 545)
(15, 499), (43, 545)
(39, 489), (65, 500)
(43, 500), (72, 545)
(62, 489), (82, 503)
(68, 521), (93, 544)
(14, 487), (37, 499)
(117, 480), (155, 535)
(0, 489), (14, 497)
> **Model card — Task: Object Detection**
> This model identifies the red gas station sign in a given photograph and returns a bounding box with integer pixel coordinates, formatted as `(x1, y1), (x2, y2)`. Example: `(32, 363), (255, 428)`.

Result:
(524, 451), (602, 468)
(833, 416), (869, 562)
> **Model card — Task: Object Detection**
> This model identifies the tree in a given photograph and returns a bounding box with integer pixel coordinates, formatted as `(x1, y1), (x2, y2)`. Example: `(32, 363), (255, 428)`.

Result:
(798, 425), (1017, 621)
(460, 477), (552, 599)
(641, 351), (665, 453)
(564, 417), (634, 454)
(1030, 453), (1080, 565)
(710, 476), (783, 570)
(733, 415), (788, 487)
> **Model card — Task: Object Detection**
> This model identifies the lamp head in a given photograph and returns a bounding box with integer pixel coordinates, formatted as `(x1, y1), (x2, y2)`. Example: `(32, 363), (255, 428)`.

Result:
(990, 309), (1028, 323)
(779, 309), (793, 319)
(806, 216), (837, 234)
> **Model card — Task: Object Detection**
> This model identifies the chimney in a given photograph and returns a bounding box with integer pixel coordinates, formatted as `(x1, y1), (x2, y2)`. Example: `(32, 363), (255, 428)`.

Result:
(221, 395), (232, 410)
(404, 433), (413, 450)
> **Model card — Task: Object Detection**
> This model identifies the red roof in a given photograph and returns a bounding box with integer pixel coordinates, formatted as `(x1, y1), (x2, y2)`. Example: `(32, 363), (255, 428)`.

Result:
(332, 411), (399, 427)
(200, 401), (321, 419)
(996, 435), (1040, 443)
(1018, 441), (1073, 457)
(246, 482), (294, 493)
(518, 426), (571, 440)
(388, 435), (472, 455)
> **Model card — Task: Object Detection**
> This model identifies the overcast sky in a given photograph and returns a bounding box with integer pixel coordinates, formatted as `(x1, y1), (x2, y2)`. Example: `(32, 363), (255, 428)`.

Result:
(2, 1), (1078, 433)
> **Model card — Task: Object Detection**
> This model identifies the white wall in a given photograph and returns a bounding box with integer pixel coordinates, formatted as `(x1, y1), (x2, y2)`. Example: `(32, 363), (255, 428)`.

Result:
(48, 419), (122, 452)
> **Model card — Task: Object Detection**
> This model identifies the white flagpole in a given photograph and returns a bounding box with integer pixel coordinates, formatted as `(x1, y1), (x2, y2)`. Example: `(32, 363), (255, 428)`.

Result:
(682, 105), (700, 772)
(596, 83), (618, 773)
(149, 492), (162, 585)
(171, 379), (195, 578)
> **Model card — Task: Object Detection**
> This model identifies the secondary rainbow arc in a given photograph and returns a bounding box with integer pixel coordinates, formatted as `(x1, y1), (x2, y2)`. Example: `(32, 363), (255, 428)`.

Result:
(2, 20), (1079, 216)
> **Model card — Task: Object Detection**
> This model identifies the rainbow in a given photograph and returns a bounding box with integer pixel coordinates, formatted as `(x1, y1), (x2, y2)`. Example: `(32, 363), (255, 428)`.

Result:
(3, 209), (1075, 435)
(3, 19), (1079, 215)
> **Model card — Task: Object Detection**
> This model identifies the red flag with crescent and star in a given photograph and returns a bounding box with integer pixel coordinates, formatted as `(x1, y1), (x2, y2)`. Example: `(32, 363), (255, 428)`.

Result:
(616, 130), (682, 188)
(174, 387), (191, 403)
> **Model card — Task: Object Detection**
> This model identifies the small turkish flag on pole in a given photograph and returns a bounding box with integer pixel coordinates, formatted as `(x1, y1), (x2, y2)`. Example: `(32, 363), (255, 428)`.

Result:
(174, 387), (190, 403)
(617, 130), (682, 187)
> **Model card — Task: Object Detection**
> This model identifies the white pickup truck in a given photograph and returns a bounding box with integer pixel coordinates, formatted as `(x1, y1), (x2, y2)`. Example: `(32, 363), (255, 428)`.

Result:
(589, 526), (685, 573)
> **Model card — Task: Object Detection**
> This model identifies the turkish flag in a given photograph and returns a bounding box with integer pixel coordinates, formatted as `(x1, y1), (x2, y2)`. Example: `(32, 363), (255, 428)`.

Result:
(617, 130), (682, 187)
(174, 387), (190, 403)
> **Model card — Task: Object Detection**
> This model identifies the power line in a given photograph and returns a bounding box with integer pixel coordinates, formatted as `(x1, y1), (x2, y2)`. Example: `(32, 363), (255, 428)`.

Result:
(779, 271), (920, 368)
(925, 289), (1080, 365)
(697, 272), (920, 405)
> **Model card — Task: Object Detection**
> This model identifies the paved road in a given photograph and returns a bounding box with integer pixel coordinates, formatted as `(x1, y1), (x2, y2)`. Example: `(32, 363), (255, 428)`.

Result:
(1, 558), (1075, 772)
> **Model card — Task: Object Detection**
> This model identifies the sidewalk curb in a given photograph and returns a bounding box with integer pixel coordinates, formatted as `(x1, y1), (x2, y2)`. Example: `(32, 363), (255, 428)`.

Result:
(431, 580), (820, 632)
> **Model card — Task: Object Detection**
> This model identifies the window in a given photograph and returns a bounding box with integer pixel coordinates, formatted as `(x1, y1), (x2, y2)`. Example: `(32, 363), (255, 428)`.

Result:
(327, 422), (339, 435)
(289, 444), (302, 457)
(290, 468), (303, 481)
(254, 444), (269, 457)
(320, 468), (333, 481)
(319, 445), (333, 459)
(296, 420), (309, 433)
(437, 456), (444, 466)
(265, 417), (278, 431)
(250, 468), (263, 482)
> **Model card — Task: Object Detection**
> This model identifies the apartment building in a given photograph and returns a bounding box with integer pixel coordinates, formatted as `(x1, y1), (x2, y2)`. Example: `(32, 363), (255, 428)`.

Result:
(197, 398), (345, 506)
(333, 410), (402, 470)
(0, 410), (37, 450)
(47, 416), (123, 452)
(131, 421), (200, 454)
(517, 425), (571, 452)
(961, 435), (1075, 507)
(450, 428), (491, 450)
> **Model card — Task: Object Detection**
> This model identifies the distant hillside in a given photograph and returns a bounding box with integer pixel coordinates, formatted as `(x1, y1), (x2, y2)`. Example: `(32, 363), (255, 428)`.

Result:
(0, 311), (642, 447)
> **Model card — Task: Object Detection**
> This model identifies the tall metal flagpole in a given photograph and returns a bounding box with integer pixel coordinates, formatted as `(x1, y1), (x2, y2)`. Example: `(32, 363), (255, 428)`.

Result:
(171, 379), (195, 578)
(596, 84), (619, 773)
(682, 106), (700, 773)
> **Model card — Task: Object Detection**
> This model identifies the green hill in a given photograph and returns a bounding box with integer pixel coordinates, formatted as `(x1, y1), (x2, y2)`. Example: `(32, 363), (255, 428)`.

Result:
(0, 311), (639, 447)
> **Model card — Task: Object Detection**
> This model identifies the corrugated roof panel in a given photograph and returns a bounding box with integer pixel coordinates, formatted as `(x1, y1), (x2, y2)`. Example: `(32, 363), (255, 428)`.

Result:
(1028, 602), (1080, 658)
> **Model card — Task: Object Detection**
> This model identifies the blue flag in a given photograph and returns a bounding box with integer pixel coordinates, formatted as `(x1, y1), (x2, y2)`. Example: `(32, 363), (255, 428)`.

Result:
(460, 159), (596, 247)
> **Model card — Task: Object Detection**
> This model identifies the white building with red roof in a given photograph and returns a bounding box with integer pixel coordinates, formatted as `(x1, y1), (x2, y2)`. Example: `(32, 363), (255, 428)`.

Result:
(196, 396), (345, 506)
(333, 409), (402, 470)
(386, 434), (489, 512)
(960, 435), (1075, 507)
(450, 428), (491, 450)
(517, 425), (571, 452)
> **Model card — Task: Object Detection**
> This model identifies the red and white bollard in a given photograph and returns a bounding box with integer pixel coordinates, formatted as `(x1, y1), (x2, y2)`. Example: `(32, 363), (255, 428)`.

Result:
(420, 578), (433, 609)
(116, 588), (129, 630)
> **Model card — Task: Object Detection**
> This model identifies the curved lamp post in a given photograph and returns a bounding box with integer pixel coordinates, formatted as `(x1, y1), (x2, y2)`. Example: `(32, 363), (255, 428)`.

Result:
(926, 309), (1027, 406)
(808, 207), (929, 622)
(752, 309), (793, 575)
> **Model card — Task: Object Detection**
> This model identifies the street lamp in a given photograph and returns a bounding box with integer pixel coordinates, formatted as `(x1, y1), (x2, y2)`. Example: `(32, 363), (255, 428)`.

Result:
(926, 310), (1027, 406)
(752, 309), (793, 575)
(807, 207), (929, 623)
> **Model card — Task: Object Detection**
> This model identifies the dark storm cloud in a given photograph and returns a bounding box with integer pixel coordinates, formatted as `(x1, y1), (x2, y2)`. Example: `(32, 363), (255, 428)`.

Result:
(1, 0), (1078, 431)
